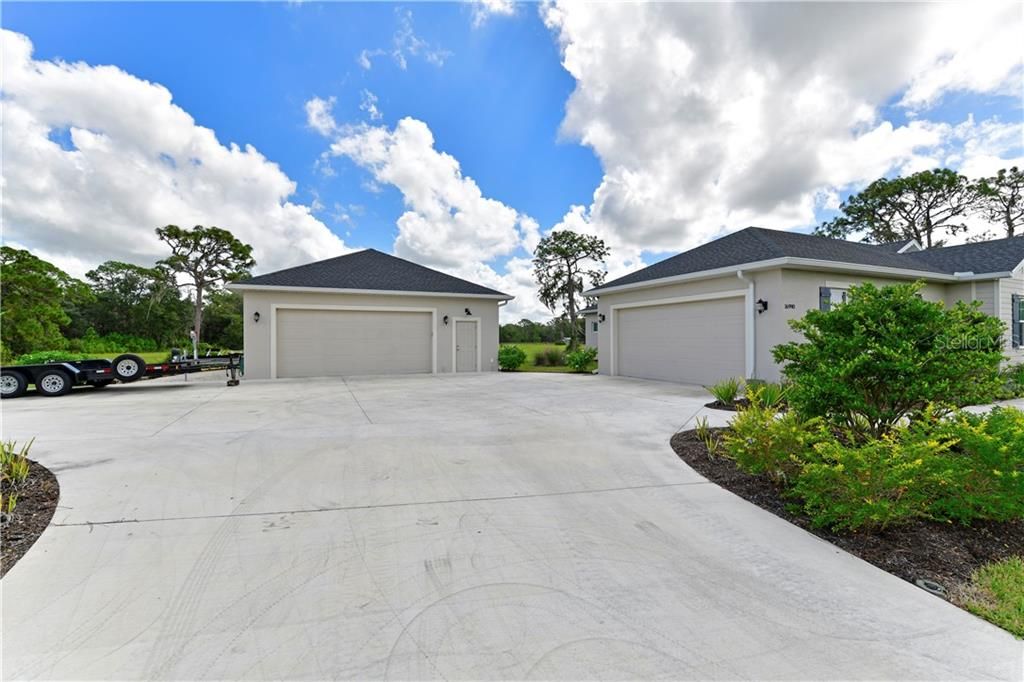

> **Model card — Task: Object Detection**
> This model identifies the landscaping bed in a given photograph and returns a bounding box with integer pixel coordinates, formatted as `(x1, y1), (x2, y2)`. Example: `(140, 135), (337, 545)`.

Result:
(1, 458), (60, 578)
(672, 428), (1024, 627)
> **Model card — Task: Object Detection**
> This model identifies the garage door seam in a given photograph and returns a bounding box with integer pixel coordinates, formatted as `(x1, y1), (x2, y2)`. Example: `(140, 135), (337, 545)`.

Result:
(51, 480), (710, 527)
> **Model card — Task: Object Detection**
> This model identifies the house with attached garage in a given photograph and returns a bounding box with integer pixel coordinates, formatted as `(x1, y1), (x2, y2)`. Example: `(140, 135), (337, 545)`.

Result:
(584, 227), (1024, 386)
(229, 249), (512, 379)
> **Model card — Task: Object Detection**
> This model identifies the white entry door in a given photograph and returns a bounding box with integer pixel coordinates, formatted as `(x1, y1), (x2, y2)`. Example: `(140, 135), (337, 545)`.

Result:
(454, 320), (478, 372)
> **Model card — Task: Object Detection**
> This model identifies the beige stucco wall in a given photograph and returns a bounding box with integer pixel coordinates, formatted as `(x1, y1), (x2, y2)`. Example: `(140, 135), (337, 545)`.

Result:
(240, 289), (501, 379)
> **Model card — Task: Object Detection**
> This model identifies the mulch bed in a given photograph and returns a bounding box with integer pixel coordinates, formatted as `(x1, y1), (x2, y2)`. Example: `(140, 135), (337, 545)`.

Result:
(1, 459), (60, 578)
(671, 428), (1024, 599)
(704, 399), (748, 411)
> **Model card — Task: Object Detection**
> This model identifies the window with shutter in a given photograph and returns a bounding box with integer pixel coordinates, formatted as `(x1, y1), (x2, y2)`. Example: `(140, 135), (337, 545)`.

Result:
(1013, 294), (1022, 348)
(819, 287), (831, 312)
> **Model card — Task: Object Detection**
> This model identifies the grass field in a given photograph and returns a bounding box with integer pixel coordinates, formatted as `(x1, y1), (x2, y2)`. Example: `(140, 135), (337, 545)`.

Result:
(82, 351), (171, 364)
(500, 342), (597, 373)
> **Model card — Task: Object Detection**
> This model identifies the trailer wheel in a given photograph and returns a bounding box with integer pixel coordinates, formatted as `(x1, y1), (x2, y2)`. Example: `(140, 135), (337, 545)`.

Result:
(0, 370), (28, 399)
(112, 354), (147, 382)
(36, 369), (73, 397)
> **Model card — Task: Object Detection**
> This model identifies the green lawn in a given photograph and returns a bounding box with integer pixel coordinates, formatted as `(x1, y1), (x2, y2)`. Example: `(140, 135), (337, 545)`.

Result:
(500, 342), (597, 373)
(81, 351), (171, 364)
(958, 556), (1024, 638)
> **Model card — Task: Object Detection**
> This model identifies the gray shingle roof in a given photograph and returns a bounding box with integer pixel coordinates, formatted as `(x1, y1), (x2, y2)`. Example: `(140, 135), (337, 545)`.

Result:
(590, 228), (1024, 293)
(871, 239), (919, 253)
(235, 249), (511, 298)
(902, 236), (1024, 274)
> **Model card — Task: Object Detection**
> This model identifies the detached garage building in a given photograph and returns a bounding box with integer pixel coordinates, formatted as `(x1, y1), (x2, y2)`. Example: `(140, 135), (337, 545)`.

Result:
(230, 249), (512, 379)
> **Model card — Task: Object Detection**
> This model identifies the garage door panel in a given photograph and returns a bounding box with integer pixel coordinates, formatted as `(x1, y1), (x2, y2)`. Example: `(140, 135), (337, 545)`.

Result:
(616, 299), (745, 385)
(276, 309), (432, 378)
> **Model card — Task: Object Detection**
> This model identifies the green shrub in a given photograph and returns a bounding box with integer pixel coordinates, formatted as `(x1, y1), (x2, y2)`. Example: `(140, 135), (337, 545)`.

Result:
(722, 396), (827, 484)
(708, 377), (744, 405)
(748, 381), (787, 409)
(498, 345), (528, 371)
(793, 430), (958, 531)
(565, 346), (597, 372)
(925, 407), (1024, 523)
(996, 363), (1024, 400)
(773, 282), (1005, 440)
(67, 328), (160, 354)
(14, 350), (92, 365)
(543, 348), (565, 366)
(694, 416), (720, 455)
(1, 439), (34, 520)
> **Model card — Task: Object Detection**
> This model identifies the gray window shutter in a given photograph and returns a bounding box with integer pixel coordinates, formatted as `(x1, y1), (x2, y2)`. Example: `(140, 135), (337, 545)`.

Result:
(819, 287), (831, 312)
(1013, 294), (1022, 348)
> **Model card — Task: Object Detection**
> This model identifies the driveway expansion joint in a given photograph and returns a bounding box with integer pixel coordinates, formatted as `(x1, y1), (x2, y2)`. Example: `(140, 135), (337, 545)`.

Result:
(52, 480), (709, 527)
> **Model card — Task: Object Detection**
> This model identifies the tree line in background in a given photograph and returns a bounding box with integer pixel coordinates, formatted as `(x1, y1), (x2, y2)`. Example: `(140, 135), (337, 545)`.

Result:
(2, 167), (1018, 360)
(817, 166), (1022, 247)
(0, 225), (253, 362)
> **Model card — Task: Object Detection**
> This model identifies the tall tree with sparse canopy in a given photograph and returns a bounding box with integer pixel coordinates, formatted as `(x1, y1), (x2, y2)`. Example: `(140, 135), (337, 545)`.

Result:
(975, 167), (1023, 238)
(533, 230), (609, 348)
(816, 168), (977, 247)
(156, 225), (255, 343)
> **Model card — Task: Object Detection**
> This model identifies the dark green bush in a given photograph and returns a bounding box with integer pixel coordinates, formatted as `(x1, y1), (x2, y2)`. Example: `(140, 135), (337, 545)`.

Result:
(67, 328), (160, 354)
(15, 350), (92, 365)
(498, 345), (528, 371)
(773, 282), (1005, 440)
(543, 348), (565, 366)
(565, 346), (597, 372)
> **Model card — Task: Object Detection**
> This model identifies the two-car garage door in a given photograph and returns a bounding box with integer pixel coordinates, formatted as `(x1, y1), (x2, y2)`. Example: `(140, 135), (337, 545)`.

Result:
(276, 308), (433, 378)
(616, 298), (745, 386)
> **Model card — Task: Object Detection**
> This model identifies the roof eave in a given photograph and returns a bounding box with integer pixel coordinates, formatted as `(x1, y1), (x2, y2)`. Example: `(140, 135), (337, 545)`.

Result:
(584, 257), (1007, 297)
(228, 283), (514, 301)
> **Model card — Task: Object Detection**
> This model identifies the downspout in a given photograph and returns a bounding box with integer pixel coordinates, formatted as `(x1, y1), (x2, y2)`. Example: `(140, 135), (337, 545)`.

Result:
(736, 270), (756, 380)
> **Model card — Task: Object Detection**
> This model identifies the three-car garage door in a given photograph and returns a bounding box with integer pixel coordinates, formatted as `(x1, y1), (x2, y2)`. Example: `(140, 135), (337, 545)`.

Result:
(275, 308), (433, 378)
(616, 298), (745, 385)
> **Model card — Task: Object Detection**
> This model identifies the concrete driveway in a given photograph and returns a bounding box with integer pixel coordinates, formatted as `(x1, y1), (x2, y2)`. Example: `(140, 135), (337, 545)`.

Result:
(2, 373), (1020, 680)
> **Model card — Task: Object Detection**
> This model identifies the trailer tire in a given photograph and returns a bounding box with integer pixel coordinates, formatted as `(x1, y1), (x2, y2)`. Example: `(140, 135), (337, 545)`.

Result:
(36, 369), (73, 397)
(112, 354), (147, 382)
(0, 370), (28, 399)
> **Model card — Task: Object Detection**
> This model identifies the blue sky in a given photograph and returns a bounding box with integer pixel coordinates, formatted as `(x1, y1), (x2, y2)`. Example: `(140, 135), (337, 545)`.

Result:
(4, 2), (601, 252)
(2, 2), (1021, 319)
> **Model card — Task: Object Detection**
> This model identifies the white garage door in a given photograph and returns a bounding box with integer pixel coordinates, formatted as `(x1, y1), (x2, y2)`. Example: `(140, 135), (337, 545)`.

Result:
(616, 298), (745, 385)
(276, 308), (433, 378)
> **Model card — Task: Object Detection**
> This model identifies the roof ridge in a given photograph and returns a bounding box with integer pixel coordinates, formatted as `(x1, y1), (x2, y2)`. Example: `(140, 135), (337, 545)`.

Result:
(743, 226), (789, 257)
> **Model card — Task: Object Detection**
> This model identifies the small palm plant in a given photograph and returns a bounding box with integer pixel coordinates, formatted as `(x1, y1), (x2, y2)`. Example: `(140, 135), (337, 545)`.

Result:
(708, 377), (744, 405)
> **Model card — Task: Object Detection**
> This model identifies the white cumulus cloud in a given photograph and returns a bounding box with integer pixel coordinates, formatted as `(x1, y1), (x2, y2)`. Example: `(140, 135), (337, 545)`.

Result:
(471, 0), (517, 27)
(1, 30), (348, 278)
(542, 2), (1024, 255)
(312, 114), (549, 319)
